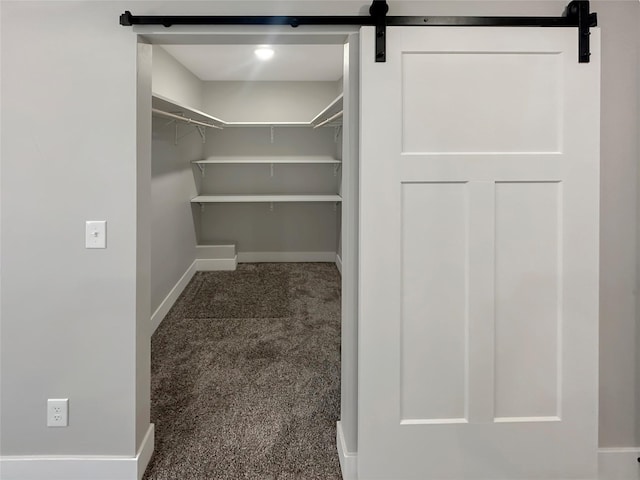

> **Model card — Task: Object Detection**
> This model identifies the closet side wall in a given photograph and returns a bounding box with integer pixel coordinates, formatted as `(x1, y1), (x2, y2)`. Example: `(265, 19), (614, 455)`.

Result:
(151, 47), (203, 320)
(152, 46), (204, 110)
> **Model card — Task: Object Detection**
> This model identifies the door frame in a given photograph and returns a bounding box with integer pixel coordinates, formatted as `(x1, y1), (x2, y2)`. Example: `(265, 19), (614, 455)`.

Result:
(134, 26), (361, 478)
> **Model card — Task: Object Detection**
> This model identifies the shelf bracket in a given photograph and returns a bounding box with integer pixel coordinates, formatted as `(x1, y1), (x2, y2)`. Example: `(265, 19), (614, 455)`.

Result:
(195, 163), (205, 177)
(334, 125), (342, 144)
(196, 125), (206, 144)
(270, 163), (275, 177)
(270, 126), (275, 144)
(334, 164), (340, 177)
(200, 203), (205, 213)
(269, 202), (274, 212)
(177, 125), (208, 144)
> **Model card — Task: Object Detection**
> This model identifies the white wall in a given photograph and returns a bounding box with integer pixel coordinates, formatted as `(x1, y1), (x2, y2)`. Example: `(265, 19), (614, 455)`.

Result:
(150, 121), (200, 314)
(593, 0), (640, 448)
(0, 2), (638, 477)
(203, 81), (340, 122)
(150, 48), (202, 316)
(636, 2), (640, 451)
(1, 0), (142, 456)
(152, 45), (203, 110)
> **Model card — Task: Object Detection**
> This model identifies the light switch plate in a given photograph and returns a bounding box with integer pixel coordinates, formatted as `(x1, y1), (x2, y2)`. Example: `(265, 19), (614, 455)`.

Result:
(85, 221), (107, 249)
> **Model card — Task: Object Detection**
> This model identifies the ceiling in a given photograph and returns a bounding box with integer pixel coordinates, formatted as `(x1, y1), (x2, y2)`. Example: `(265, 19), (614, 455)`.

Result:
(161, 44), (344, 82)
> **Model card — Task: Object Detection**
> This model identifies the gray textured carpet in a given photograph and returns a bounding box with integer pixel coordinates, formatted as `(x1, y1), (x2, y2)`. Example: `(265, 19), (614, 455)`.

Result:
(143, 263), (342, 480)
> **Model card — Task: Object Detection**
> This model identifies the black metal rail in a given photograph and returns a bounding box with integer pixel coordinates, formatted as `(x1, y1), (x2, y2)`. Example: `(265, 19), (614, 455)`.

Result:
(120, 0), (597, 63)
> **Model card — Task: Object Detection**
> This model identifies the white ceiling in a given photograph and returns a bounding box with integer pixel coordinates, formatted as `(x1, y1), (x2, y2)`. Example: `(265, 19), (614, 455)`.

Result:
(161, 44), (344, 82)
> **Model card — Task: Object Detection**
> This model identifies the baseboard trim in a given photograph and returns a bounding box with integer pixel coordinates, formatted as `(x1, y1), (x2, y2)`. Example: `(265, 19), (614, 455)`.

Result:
(337, 421), (357, 480)
(195, 256), (237, 271)
(336, 254), (343, 275)
(151, 261), (197, 334)
(151, 253), (239, 333)
(137, 424), (155, 480)
(599, 447), (640, 480)
(237, 251), (337, 263)
(0, 424), (154, 480)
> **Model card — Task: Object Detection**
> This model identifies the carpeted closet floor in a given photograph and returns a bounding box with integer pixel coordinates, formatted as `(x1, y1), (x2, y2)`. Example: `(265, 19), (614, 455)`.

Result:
(143, 263), (342, 480)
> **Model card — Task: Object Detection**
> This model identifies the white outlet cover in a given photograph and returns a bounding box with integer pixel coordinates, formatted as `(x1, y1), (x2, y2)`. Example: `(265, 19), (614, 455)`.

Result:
(47, 398), (69, 427)
(85, 220), (106, 249)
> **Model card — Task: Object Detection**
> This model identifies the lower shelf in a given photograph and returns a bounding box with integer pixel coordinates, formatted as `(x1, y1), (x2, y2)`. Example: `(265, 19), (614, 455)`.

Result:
(191, 194), (342, 203)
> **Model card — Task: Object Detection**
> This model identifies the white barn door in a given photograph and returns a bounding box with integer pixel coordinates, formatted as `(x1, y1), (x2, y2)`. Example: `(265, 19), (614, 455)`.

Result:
(359, 27), (600, 479)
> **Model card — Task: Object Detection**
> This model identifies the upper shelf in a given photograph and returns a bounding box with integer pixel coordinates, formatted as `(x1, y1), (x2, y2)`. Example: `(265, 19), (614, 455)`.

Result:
(152, 92), (343, 130)
(192, 194), (342, 203)
(193, 156), (341, 165)
(224, 121), (311, 128)
(152, 94), (225, 128)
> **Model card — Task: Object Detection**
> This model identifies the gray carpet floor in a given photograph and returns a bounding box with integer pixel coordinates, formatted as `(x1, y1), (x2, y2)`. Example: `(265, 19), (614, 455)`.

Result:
(143, 263), (342, 480)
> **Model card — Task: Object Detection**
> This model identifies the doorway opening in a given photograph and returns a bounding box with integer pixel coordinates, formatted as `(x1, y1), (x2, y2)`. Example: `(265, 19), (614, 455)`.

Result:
(137, 31), (359, 479)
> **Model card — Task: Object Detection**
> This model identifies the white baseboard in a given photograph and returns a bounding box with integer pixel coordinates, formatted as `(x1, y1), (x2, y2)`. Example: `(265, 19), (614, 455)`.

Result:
(151, 261), (197, 334)
(336, 254), (343, 275)
(151, 253), (238, 332)
(599, 447), (640, 480)
(195, 244), (236, 260)
(195, 256), (237, 271)
(337, 421), (358, 480)
(0, 424), (154, 480)
(136, 425), (155, 480)
(237, 251), (337, 263)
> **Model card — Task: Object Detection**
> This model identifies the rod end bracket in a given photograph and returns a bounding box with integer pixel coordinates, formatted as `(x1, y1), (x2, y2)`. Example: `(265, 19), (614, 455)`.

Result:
(119, 11), (133, 26)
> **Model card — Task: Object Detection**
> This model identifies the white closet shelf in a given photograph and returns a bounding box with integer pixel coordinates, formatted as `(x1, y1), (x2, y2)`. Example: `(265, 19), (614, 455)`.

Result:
(193, 156), (341, 165)
(192, 194), (342, 203)
(152, 93), (225, 127)
(152, 93), (343, 129)
(225, 122), (310, 128)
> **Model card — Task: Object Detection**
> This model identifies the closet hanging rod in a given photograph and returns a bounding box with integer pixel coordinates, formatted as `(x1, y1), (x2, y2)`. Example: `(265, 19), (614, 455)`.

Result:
(152, 108), (223, 130)
(313, 111), (343, 129)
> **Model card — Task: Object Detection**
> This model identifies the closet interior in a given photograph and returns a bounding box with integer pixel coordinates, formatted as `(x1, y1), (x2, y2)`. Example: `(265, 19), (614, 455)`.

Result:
(150, 43), (349, 328)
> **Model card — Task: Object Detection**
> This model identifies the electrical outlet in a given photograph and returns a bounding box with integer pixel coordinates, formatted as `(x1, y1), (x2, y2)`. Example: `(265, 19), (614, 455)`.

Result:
(47, 398), (68, 427)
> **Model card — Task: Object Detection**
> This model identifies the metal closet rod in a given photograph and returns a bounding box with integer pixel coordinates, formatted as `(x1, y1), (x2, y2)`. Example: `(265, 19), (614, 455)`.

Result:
(152, 108), (223, 130)
(313, 111), (343, 129)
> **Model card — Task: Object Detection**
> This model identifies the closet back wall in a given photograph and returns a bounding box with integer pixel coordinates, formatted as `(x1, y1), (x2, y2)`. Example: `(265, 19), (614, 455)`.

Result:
(199, 81), (342, 258)
(203, 81), (341, 122)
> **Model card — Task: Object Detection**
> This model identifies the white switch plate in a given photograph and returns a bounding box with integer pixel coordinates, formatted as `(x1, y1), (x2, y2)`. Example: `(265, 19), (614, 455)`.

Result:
(47, 398), (69, 427)
(85, 221), (106, 249)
